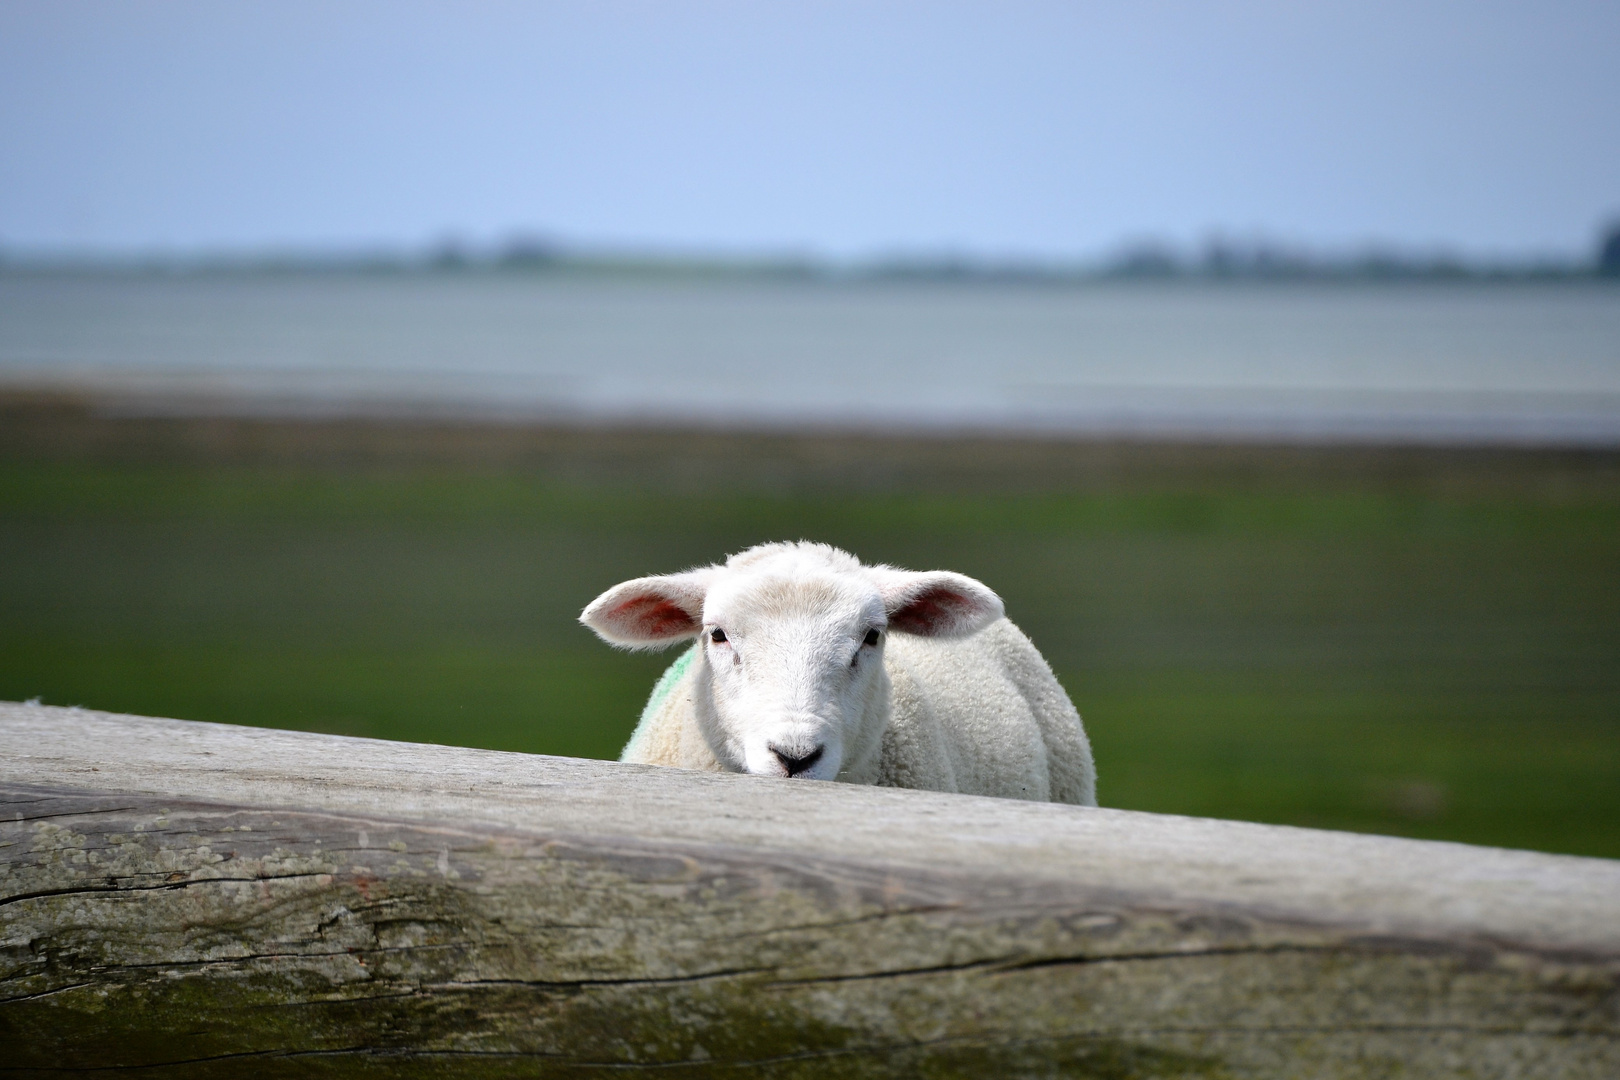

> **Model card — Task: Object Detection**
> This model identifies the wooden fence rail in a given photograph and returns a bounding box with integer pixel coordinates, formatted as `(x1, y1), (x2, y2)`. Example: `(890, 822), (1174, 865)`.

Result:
(2, 701), (1617, 1078)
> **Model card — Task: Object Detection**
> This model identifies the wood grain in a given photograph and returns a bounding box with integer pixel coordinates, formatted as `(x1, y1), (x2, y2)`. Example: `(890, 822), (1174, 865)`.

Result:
(2, 701), (1617, 1078)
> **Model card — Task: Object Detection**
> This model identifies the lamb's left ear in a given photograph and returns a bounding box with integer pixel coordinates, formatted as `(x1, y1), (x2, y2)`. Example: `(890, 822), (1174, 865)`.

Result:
(871, 569), (1004, 638)
(580, 570), (714, 650)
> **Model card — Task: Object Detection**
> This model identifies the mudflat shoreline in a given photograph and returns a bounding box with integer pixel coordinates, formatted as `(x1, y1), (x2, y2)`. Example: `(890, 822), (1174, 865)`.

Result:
(6, 388), (1618, 498)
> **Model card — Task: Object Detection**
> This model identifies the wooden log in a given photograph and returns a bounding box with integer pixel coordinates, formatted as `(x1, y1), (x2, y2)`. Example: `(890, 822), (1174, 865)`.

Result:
(2, 701), (1617, 1078)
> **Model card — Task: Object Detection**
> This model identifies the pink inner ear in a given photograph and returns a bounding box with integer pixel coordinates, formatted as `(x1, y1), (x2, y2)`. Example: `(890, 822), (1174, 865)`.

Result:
(609, 594), (698, 638)
(887, 585), (973, 635)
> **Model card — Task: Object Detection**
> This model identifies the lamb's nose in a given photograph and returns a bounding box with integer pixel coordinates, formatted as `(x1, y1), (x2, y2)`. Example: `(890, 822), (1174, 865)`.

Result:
(770, 744), (825, 777)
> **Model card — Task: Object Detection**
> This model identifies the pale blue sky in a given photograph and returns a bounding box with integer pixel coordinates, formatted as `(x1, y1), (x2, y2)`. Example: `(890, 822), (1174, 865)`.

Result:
(2, 1), (1616, 261)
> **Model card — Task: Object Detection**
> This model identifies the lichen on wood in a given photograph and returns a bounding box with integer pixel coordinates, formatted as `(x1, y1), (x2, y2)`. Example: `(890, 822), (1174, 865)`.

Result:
(2, 702), (1618, 1078)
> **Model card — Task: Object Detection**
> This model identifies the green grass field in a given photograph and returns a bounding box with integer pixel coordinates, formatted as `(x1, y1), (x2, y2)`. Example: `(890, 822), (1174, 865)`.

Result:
(2, 406), (1617, 857)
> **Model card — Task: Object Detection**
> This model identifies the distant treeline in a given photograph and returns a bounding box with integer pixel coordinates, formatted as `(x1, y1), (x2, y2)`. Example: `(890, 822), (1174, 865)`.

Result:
(5, 225), (1620, 281)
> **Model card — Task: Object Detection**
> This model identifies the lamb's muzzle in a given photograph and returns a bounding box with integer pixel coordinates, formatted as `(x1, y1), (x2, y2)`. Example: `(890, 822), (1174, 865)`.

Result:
(770, 743), (825, 777)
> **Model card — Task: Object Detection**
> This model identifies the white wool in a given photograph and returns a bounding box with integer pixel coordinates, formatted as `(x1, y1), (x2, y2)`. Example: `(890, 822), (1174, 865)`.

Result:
(582, 541), (1096, 806)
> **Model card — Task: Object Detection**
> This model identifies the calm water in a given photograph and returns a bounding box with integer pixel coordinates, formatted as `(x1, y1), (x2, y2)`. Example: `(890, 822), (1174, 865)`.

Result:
(3, 273), (1618, 443)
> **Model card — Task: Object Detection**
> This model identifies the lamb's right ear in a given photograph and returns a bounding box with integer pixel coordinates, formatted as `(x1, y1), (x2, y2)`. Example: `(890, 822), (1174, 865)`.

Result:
(580, 571), (712, 650)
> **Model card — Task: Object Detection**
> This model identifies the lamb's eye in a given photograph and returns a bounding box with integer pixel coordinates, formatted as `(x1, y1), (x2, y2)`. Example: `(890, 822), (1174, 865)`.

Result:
(863, 628), (881, 647)
(710, 628), (727, 643)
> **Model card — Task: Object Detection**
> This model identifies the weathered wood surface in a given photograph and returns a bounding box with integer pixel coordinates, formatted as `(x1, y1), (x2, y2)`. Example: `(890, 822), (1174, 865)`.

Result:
(1, 702), (1617, 1078)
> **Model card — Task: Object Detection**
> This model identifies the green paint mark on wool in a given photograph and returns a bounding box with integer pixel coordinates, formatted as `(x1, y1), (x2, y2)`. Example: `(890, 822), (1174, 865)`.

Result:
(641, 643), (698, 727)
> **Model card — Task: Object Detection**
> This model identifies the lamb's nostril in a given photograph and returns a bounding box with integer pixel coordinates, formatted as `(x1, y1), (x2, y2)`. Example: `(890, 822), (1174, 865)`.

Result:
(770, 744), (825, 777)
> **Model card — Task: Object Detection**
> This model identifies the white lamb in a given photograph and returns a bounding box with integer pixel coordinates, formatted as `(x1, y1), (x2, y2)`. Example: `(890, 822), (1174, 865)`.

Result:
(580, 541), (1096, 805)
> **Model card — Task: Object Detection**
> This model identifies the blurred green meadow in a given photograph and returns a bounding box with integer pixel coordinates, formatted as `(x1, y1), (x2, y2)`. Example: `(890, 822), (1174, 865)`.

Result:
(2, 396), (1618, 857)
